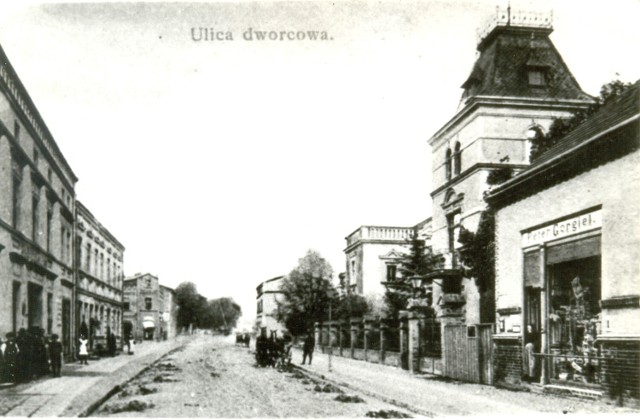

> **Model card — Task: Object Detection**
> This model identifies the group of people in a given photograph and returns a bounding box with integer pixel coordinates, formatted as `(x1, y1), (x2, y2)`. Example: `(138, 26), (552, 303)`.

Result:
(235, 332), (250, 347)
(255, 332), (293, 368)
(0, 327), (64, 384)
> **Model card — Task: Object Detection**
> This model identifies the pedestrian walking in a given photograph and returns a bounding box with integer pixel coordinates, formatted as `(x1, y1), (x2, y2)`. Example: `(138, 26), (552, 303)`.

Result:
(127, 334), (135, 355)
(106, 328), (116, 357)
(15, 328), (30, 382)
(302, 333), (315, 365)
(78, 335), (89, 365)
(3, 333), (18, 383)
(49, 334), (63, 377)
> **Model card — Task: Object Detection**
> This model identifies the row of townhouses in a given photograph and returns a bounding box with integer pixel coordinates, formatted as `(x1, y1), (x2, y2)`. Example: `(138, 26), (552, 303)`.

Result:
(257, 9), (639, 401)
(0, 43), (177, 361)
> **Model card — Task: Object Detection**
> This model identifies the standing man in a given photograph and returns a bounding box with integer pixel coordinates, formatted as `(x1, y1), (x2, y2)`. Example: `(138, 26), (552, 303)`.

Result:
(302, 333), (315, 365)
(49, 334), (63, 377)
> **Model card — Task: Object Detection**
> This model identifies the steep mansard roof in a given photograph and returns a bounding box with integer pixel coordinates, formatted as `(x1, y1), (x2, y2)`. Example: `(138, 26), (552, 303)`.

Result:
(460, 26), (593, 102)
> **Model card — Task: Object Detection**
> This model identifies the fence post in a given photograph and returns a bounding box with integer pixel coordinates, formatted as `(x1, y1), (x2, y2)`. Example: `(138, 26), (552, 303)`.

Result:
(399, 311), (409, 370)
(408, 311), (424, 373)
(380, 319), (387, 364)
(350, 318), (358, 359)
(314, 322), (321, 353)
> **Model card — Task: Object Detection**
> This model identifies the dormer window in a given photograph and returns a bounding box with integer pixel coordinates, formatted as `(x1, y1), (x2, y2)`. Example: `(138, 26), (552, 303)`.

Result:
(528, 70), (546, 87)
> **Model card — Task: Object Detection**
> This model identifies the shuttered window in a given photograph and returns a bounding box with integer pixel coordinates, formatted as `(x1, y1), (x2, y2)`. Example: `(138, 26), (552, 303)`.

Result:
(524, 251), (541, 287)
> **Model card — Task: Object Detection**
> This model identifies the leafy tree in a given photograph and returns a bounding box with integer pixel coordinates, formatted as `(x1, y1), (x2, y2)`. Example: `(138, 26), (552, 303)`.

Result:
(207, 297), (242, 331)
(334, 293), (369, 320)
(457, 209), (496, 323)
(175, 281), (206, 329)
(530, 80), (633, 161)
(384, 232), (443, 319)
(276, 250), (337, 336)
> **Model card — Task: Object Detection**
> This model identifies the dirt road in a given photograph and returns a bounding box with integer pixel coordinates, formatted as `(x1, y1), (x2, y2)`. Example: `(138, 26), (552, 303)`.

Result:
(95, 334), (412, 418)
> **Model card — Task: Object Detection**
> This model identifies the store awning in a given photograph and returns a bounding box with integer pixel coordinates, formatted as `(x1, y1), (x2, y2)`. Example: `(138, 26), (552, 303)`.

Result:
(143, 320), (155, 329)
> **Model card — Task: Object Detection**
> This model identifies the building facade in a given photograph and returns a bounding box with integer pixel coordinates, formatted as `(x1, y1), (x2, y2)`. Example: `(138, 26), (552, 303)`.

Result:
(75, 201), (125, 350)
(123, 273), (177, 341)
(0, 44), (79, 359)
(487, 82), (639, 397)
(343, 219), (431, 297)
(256, 275), (287, 337)
(425, 8), (593, 331)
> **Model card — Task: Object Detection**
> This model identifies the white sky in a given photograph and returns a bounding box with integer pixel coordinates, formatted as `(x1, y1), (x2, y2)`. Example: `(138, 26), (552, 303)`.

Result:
(0, 0), (638, 328)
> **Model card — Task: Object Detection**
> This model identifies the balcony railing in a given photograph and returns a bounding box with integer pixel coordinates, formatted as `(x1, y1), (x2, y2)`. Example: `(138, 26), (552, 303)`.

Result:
(477, 7), (553, 43)
(346, 226), (414, 247)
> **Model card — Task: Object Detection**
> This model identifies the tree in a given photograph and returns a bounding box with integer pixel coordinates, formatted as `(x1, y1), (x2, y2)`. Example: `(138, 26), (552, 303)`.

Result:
(457, 208), (496, 323)
(384, 232), (442, 319)
(334, 293), (369, 321)
(276, 250), (337, 336)
(208, 297), (242, 331)
(175, 281), (206, 329)
(530, 80), (633, 161)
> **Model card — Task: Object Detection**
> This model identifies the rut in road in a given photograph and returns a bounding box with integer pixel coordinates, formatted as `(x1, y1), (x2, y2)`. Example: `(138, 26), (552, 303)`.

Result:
(96, 334), (412, 418)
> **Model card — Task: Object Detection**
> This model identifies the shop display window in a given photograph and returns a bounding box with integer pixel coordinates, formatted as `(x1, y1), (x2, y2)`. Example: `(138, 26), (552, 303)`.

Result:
(548, 256), (601, 384)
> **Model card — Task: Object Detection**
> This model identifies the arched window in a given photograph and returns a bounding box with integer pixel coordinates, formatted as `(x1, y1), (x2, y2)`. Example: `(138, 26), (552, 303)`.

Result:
(453, 142), (462, 175)
(445, 148), (452, 181)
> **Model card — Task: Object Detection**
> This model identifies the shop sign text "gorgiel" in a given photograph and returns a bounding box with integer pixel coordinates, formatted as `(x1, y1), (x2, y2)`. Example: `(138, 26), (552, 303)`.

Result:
(522, 209), (601, 248)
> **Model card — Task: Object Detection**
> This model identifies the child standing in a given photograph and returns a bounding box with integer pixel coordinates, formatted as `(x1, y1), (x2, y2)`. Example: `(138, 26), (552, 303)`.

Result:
(78, 335), (89, 365)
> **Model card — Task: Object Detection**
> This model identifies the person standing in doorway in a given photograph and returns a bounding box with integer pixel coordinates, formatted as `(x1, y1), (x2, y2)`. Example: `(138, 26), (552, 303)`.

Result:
(302, 333), (315, 365)
(49, 334), (63, 377)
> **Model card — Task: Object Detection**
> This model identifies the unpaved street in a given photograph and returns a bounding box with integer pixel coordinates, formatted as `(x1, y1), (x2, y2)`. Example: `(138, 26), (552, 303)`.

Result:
(95, 334), (412, 418)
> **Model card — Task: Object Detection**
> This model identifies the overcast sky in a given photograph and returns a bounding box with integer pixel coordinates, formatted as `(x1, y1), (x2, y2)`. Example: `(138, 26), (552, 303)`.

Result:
(0, 0), (637, 328)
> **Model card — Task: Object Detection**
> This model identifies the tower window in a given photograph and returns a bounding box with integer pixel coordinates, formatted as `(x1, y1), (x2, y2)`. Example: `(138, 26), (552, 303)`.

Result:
(528, 70), (546, 86)
(453, 142), (462, 176)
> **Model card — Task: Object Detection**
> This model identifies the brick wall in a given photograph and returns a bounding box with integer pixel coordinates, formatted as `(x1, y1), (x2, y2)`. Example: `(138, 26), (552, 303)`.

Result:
(493, 337), (522, 385)
(600, 341), (640, 402)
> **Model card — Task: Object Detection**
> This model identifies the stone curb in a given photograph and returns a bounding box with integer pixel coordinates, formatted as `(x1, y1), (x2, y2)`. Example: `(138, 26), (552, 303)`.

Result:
(292, 364), (436, 418)
(63, 341), (185, 417)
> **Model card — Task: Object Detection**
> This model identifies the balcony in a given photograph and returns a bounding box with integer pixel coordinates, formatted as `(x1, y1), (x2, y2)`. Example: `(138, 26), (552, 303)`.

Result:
(346, 226), (414, 248)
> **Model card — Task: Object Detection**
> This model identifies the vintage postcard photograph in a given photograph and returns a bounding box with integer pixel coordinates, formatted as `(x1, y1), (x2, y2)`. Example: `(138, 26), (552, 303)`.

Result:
(0, 0), (638, 417)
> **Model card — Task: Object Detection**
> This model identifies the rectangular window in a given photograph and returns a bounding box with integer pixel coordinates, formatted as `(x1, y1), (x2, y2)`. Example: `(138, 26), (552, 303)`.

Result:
(107, 258), (111, 282)
(145, 297), (152, 310)
(86, 244), (92, 271)
(386, 264), (397, 282)
(123, 301), (130, 311)
(14, 121), (20, 140)
(61, 226), (66, 261)
(447, 211), (461, 266)
(47, 293), (53, 334)
(12, 176), (21, 228)
(46, 200), (53, 252)
(47, 168), (52, 183)
(94, 249), (99, 276)
(32, 193), (39, 241)
(33, 148), (39, 167)
(528, 70), (545, 86)
(66, 230), (71, 265)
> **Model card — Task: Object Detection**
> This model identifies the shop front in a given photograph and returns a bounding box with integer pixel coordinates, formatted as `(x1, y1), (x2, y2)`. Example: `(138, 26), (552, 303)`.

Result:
(521, 208), (603, 388)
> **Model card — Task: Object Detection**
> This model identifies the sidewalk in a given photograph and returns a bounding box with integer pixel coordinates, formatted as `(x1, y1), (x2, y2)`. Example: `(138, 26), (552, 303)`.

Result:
(291, 348), (636, 416)
(0, 336), (187, 417)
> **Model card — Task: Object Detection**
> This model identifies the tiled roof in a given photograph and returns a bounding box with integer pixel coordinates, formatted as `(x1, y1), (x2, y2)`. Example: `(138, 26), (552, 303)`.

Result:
(486, 80), (640, 207)
(533, 80), (640, 166)
(460, 26), (592, 102)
